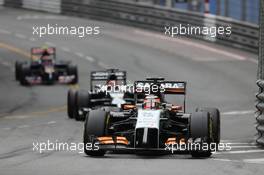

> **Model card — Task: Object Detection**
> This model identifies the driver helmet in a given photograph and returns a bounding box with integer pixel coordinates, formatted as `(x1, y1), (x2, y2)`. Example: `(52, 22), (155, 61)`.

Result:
(40, 46), (51, 62)
(143, 95), (161, 109)
(106, 74), (118, 90)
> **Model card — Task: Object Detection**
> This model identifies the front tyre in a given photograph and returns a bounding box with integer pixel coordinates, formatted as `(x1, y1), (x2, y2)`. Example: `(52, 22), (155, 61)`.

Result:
(190, 111), (212, 158)
(15, 61), (23, 81)
(196, 107), (220, 144)
(19, 65), (30, 86)
(67, 89), (77, 119)
(83, 110), (107, 156)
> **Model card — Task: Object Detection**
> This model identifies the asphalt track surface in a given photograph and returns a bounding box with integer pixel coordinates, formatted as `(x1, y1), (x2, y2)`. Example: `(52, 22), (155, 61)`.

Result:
(0, 7), (263, 175)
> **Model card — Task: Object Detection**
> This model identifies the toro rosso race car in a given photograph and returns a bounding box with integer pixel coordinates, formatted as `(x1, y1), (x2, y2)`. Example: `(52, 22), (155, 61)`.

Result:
(15, 47), (78, 85)
(83, 78), (220, 158)
(67, 69), (134, 121)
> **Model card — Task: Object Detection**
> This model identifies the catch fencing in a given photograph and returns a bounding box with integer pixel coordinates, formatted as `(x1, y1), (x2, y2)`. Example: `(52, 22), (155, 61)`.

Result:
(256, 0), (264, 146)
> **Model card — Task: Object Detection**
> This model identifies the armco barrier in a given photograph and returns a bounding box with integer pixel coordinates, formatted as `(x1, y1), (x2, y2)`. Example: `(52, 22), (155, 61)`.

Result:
(61, 0), (259, 53)
(22, 0), (61, 13)
(3, 0), (259, 53)
(4, 0), (22, 8)
(256, 80), (264, 146)
(3, 0), (60, 13)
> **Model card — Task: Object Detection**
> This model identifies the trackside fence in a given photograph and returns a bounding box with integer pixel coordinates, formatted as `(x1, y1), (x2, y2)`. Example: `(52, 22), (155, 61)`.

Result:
(256, 0), (264, 146)
(2, 0), (260, 53)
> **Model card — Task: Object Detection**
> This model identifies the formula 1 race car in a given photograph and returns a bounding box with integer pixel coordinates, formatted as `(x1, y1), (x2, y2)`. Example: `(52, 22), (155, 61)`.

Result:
(67, 69), (134, 121)
(83, 78), (220, 158)
(15, 47), (78, 85)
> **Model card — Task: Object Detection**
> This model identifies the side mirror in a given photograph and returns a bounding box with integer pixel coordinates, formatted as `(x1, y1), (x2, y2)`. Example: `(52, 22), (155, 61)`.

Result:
(122, 104), (136, 110)
(171, 105), (183, 111)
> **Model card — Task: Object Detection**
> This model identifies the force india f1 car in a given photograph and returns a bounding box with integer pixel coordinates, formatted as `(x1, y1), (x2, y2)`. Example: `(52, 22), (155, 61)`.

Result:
(83, 78), (220, 158)
(15, 47), (78, 85)
(67, 69), (134, 121)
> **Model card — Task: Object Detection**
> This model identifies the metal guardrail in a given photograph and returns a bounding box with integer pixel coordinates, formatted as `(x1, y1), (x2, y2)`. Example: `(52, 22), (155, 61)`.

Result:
(256, 80), (264, 146)
(4, 0), (22, 8)
(2, 0), (259, 53)
(61, 0), (259, 53)
(256, 0), (264, 147)
(22, 0), (61, 13)
(3, 0), (61, 13)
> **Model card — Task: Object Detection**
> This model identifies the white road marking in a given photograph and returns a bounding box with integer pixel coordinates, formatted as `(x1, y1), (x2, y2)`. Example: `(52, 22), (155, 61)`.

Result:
(15, 33), (26, 39)
(85, 56), (95, 62)
(17, 15), (67, 20)
(222, 110), (254, 116)
(75, 52), (84, 58)
(220, 139), (256, 143)
(61, 47), (70, 52)
(29, 37), (36, 41)
(243, 158), (264, 164)
(220, 140), (232, 143)
(2, 127), (11, 130)
(230, 146), (259, 149)
(18, 125), (29, 128)
(45, 42), (56, 47)
(190, 57), (220, 62)
(0, 29), (11, 34)
(6, 115), (29, 119)
(134, 30), (256, 63)
(47, 121), (56, 124)
(248, 58), (258, 64)
(98, 61), (109, 69)
(1, 61), (11, 67)
(213, 158), (264, 165)
(215, 150), (264, 154)
(212, 158), (238, 162)
(225, 142), (256, 145)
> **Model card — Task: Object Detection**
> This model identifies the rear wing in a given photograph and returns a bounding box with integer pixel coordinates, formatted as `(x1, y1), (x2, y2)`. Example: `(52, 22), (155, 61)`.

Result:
(134, 81), (186, 95)
(30, 47), (56, 60)
(134, 80), (187, 112)
(90, 69), (127, 91)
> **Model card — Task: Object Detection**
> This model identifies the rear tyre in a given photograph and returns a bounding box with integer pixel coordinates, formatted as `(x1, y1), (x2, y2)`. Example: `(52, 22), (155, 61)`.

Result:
(83, 110), (107, 156)
(15, 61), (23, 81)
(67, 65), (78, 84)
(75, 90), (90, 121)
(67, 89), (77, 119)
(196, 107), (220, 144)
(190, 111), (212, 158)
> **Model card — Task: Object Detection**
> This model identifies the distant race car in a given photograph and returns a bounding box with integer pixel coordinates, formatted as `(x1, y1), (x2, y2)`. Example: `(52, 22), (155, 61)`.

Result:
(67, 69), (134, 121)
(15, 47), (78, 85)
(83, 78), (220, 158)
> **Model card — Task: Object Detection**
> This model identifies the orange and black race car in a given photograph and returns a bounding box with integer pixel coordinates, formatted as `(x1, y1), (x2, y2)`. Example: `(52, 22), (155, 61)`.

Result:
(83, 78), (221, 158)
(15, 47), (78, 85)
